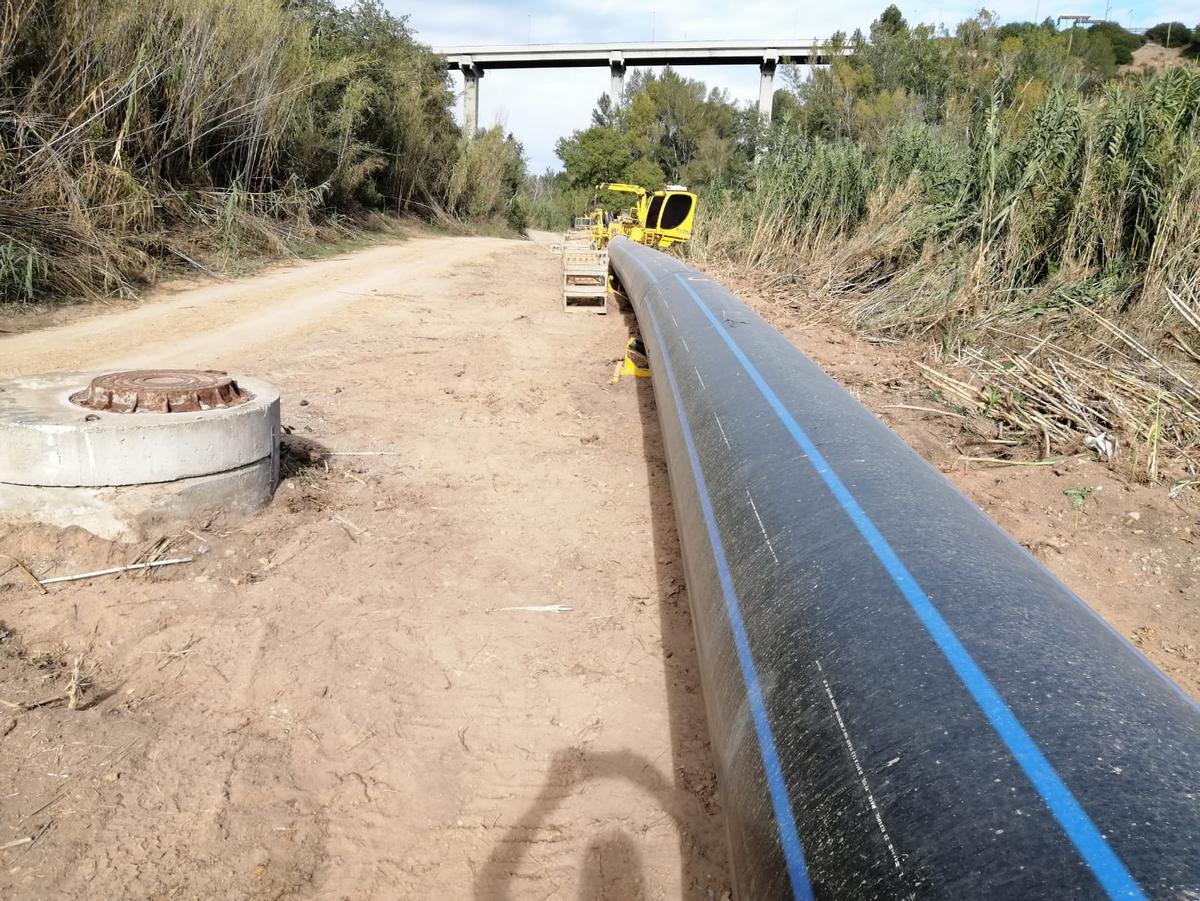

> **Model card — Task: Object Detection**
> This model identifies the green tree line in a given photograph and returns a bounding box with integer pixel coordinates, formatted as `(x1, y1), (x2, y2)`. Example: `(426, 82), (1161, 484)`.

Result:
(522, 68), (762, 229)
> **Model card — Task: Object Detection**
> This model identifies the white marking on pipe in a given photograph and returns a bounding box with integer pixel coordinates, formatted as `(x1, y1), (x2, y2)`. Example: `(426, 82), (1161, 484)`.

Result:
(816, 659), (903, 871)
(681, 336), (690, 353)
(745, 489), (779, 564)
(713, 411), (731, 448)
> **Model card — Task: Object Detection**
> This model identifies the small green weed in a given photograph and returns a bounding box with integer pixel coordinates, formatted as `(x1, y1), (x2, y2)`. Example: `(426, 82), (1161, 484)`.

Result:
(1063, 486), (1094, 510)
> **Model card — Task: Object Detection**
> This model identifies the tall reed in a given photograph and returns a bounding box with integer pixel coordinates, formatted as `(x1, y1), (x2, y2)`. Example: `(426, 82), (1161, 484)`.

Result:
(0, 0), (485, 303)
(693, 66), (1200, 478)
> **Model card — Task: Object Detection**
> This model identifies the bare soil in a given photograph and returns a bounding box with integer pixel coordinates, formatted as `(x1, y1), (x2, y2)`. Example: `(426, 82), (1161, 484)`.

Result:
(1124, 42), (1192, 74)
(0, 232), (728, 899)
(1, 232), (1196, 899)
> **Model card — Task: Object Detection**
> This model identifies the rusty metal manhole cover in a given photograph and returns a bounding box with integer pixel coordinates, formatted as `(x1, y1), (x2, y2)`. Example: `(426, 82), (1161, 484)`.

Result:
(70, 370), (250, 414)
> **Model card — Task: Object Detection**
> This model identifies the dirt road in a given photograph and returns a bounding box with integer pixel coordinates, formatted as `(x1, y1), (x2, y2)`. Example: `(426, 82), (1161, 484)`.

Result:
(2, 230), (1196, 900)
(0, 233), (729, 898)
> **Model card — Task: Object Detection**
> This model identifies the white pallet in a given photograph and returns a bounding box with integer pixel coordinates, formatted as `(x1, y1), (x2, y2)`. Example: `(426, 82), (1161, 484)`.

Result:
(561, 247), (609, 314)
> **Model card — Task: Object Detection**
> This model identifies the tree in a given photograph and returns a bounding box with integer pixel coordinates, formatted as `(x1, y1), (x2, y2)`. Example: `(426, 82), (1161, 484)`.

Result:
(626, 157), (667, 189)
(553, 64), (755, 201)
(1145, 22), (1194, 48)
(293, 0), (460, 210)
(1087, 21), (1145, 65)
(591, 94), (619, 129)
(877, 4), (908, 36)
(1070, 28), (1117, 78)
(447, 127), (526, 221)
(555, 126), (631, 188)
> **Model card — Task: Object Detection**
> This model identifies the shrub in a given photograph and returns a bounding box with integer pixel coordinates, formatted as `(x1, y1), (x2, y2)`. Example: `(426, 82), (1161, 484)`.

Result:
(1087, 21), (1145, 64)
(1145, 22), (1194, 48)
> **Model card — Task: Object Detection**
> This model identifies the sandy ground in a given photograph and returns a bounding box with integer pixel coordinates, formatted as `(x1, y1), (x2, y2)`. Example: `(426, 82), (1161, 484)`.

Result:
(1, 231), (1197, 899)
(0, 233), (728, 899)
(1125, 42), (1190, 74)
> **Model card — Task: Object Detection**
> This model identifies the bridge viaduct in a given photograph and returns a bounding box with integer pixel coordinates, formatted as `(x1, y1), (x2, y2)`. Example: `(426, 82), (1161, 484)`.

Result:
(435, 41), (842, 137)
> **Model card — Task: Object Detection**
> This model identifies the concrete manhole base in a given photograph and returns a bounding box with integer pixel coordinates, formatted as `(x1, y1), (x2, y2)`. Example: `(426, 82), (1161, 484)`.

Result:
(0, 370), (281, 541)
(0, 458), (276, 541)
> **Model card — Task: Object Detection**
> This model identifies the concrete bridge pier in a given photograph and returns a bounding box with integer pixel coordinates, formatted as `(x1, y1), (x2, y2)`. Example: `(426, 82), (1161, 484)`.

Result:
(461, 62), (482, 138)
(609, 52), (626, 106)
(757, 52), (778, 124)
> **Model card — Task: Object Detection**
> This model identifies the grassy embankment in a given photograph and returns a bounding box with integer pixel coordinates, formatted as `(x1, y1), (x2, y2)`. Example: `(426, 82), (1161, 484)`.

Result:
(0, 0), (525, 305)
(690, 16), (1200, 481)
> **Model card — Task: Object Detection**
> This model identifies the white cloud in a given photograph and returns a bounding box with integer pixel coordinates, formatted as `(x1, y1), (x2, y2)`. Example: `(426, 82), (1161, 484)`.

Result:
(383, 0), (1194, 171)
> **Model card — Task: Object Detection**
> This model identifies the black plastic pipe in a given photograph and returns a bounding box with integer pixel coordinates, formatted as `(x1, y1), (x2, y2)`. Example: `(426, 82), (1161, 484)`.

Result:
(607, 236), (1200, 900)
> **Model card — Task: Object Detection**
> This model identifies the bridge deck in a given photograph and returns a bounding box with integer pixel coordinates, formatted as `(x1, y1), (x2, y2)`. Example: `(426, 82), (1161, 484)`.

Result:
(436, 40), (836, 70)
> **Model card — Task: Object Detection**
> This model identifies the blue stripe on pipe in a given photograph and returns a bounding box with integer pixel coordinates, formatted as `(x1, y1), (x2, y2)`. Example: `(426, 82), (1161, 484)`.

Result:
(641, 290), (816, 901)
(669, 271), (1147, 901)
(618, 245), (1198, 717)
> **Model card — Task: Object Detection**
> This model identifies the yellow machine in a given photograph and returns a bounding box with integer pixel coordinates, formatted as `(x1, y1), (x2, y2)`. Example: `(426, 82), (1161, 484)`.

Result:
(554, 181), (695, 320)
(590, 183), (697, 249)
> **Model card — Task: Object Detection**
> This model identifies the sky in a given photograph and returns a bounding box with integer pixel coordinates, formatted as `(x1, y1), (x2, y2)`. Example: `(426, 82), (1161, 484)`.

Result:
(382, 0), (1197, 172)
